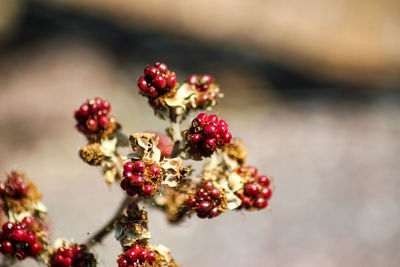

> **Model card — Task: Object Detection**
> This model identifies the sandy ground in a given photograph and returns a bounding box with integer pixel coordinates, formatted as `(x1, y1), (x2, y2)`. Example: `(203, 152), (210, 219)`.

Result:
(1, 38), (400, 267)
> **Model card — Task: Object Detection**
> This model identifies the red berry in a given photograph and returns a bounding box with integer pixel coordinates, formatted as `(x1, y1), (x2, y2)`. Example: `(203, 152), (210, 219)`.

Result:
(22, 217), (34, 229)
(198, 201), (212, 212)
(138, 249), (147, 262)
(120, 179), (130, 190)
(144, 66), (158, 78)
(192, 134), (202, 143)
(197, 211), (208, 218)
(126, 249), (137, 263)
(99, 115), (109, 129)
(209, 207), (220, 217)
(245, 183), (259, 197)
(148, 165), (160, 176)
(219, 120), (227, 127)
(54, 254), (64, 264)
(258, 175), (271, 186)
(132, 244), (142, 252)
(204, 139), (216, 150)
(223, 132), (232, 143)
(146, 250), (155, 262)
(26, 233), (37, 245)
(72, 245), (82, 254)
(208, 114), (219, 124)
(166, 75), (177, 88)
(199, 84), (209, 92)
(2, 240), (14, 254)
(102, 101), (111, 113)
(155, 62), (168, 73)
(63, 248), (73, 258)
(132, 174), (144, 186)
(203, 124), (217, 137)
(147, 86), (158, 98)
(187, 75), (199, 84)
(247, 166), (258, 176)
(133, 161), (146, 173)
(254, 198), (268, 209)
(153, 75), (166, 89)
(62, 257), (72, 266)
(186, 198), (196, 208)
(262, 187), (272, 199)
(89, 103), (99, 114)
(216, 124), (227, 135)
(200, 75), (213, 85)
(12, 229), (26, 242)
(79, 104), (90, 118)
(196, 113), (208, 124)
(203, 181), (213, 191)
(2, 222), (13, 234)
(118, 256), (129, 267)
(30, 242), (42, 256)
(15, 183), (28, 196)
(86, 118), (97, 132)
(137, 76), (148, 93)
(210, 188), (221, 199)
(16, 251), (27, 260)
(124, 162), (134, 172)
(123, 171), (134, 180)
(143, 185), (154, 196)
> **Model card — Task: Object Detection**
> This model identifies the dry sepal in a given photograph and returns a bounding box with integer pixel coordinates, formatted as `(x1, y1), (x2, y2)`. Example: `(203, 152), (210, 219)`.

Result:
(48, 239), (96, 267)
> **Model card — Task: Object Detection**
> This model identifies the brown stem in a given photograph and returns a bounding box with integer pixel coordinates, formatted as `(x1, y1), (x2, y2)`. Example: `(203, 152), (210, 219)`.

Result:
(84, 196), (131, 248)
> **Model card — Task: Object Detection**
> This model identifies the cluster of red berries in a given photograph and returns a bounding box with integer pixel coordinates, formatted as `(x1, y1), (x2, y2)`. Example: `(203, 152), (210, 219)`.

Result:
(0, 172), (29, 199)
(186, 74), (218, 106)
(121, 160), (162, 197)
(50, 244), (96, 267)
(0, 218), (42, 259)
(74, 97), (116, 141)
(137, 63), (177, 99)
(185, 180), (226, 219)
(117, 243), (156, 267)
(234, 166), (273, 210)
(186, 113), (232, 157)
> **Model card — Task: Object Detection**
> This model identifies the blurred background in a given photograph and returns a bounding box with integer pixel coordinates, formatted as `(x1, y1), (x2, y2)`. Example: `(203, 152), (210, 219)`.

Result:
(1, 0), (400, 266)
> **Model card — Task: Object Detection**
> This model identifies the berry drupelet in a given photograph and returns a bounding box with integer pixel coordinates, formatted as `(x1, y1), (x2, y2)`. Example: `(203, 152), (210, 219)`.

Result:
(0, 218), (43, 260)
(234, 166), (273, 210)
(117, 243), (157, 267)
(74, 97), (118, 142)
(185, 180), (227, 219)
(186, 74), (219, 107)
(186, 113), (232, 158)
(50, 244), (96, 267)
(120, 160), (163, 198)
(137, 62), (177, 99)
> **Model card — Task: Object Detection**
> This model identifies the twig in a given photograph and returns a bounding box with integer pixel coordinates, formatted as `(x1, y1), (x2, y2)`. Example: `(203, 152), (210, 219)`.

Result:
(84, 196), (131, 248)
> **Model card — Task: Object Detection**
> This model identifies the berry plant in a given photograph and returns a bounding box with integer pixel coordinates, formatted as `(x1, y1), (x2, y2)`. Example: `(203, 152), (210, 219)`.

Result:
(0, 62), (275, 266)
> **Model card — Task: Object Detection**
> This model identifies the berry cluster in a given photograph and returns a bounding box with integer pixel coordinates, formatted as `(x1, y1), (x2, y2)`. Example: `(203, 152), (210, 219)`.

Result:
(0, 218), (42, 260)
(186, 74), (218, 107)
(50, 244), (96, 267)
(234, 166), (273, 210)
(121, 160), (163, 197)
(74, 97), (117, 142)
(117, 243), (156, 267)
(137, 63), (177, 99)
(185, 180), (226, 219)
(0, 172), (28, 199)
(186, 113), (232, 157)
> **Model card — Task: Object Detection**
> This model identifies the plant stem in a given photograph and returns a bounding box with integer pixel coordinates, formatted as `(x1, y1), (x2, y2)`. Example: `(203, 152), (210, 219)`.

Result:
(84, 196), (131, 248)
